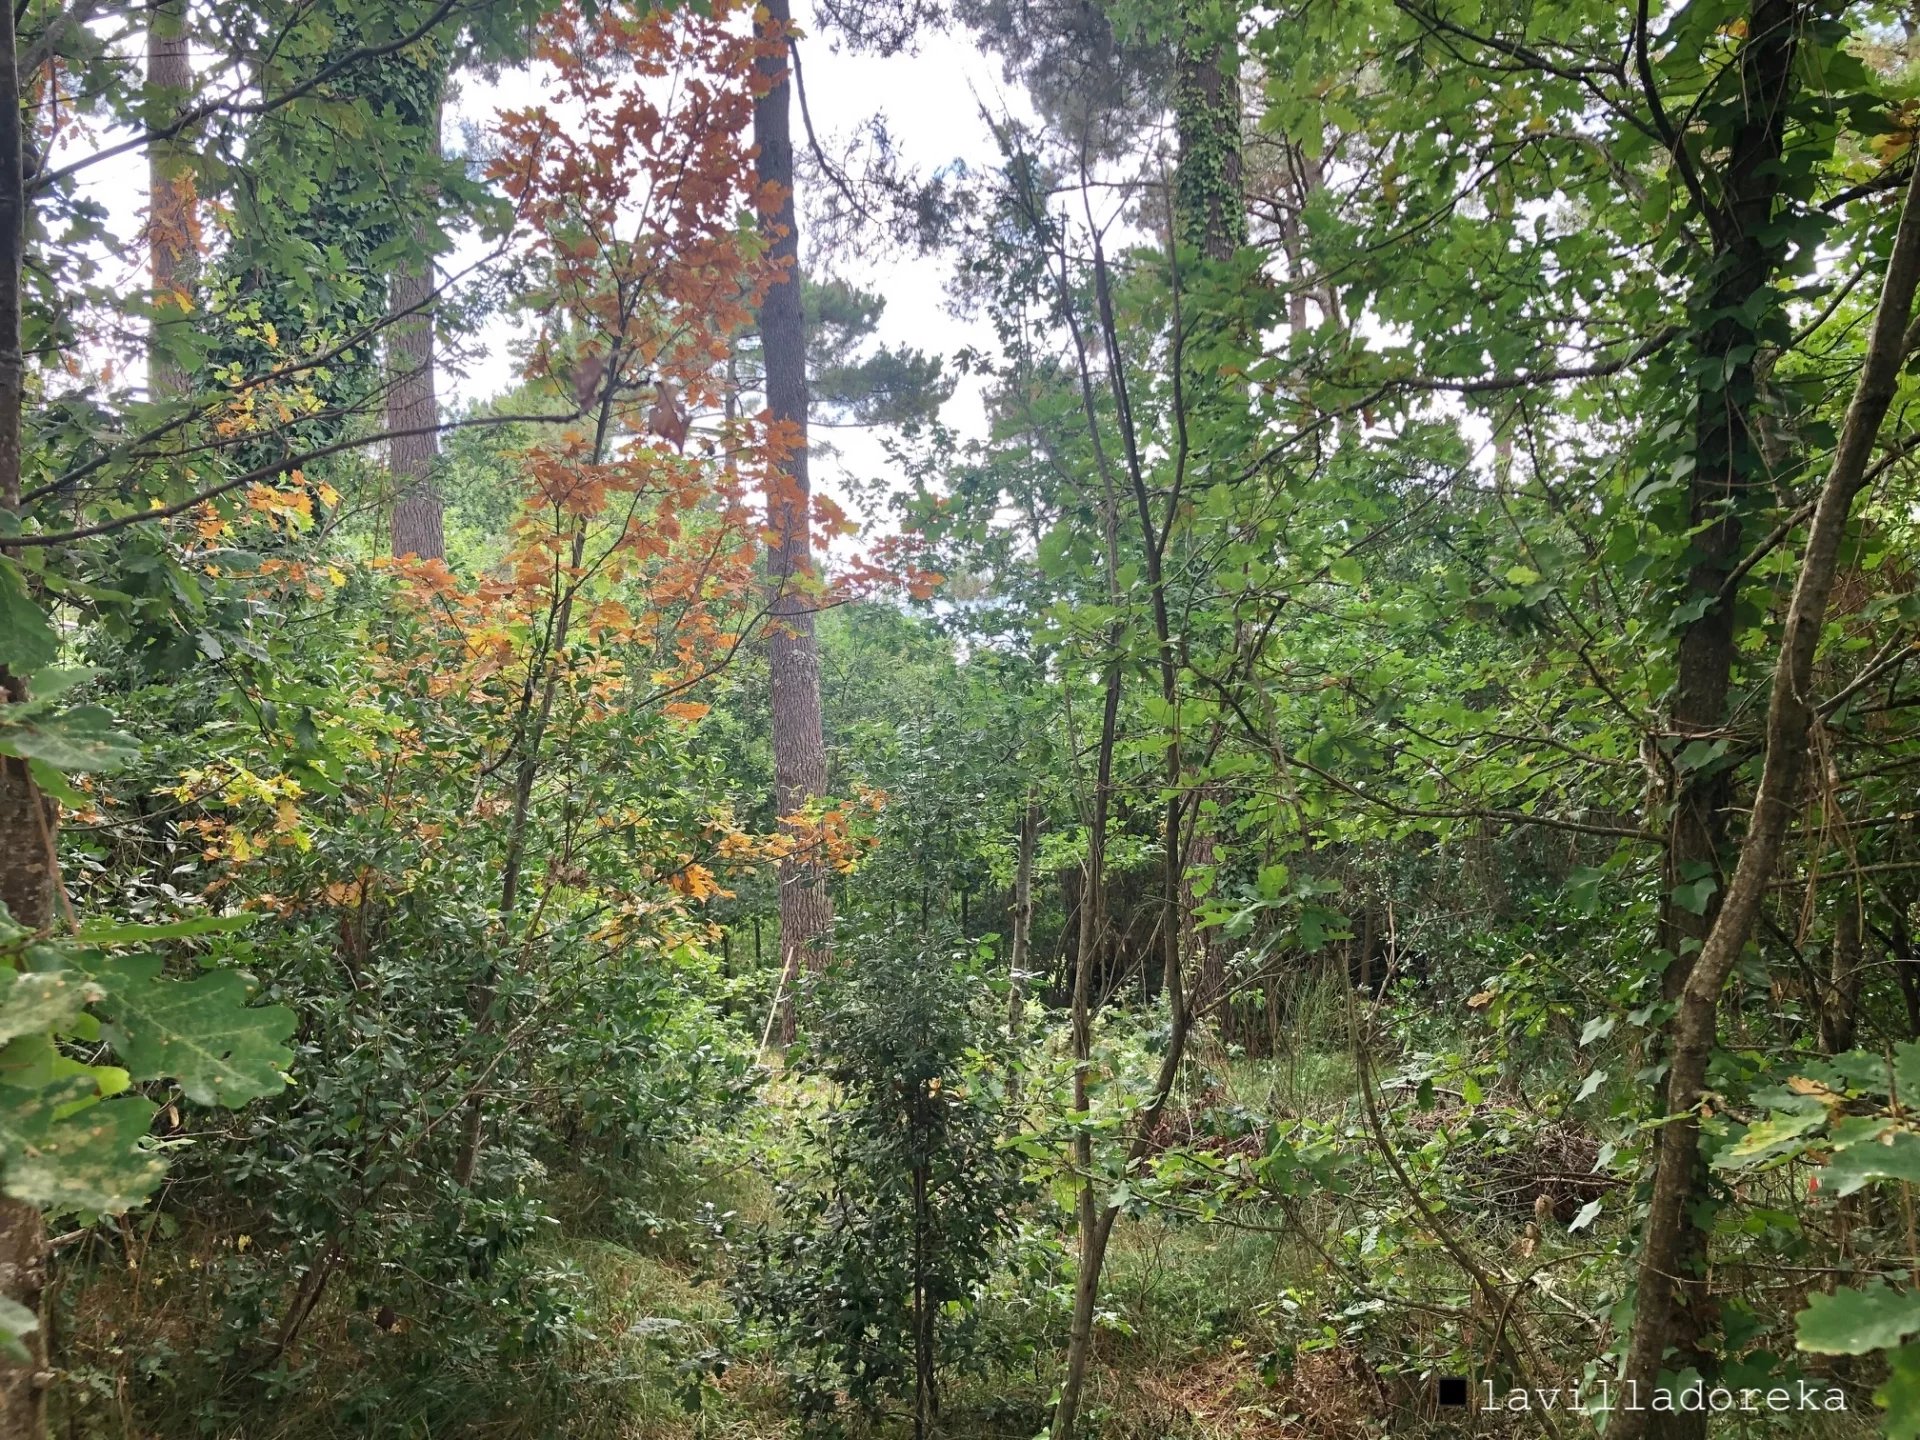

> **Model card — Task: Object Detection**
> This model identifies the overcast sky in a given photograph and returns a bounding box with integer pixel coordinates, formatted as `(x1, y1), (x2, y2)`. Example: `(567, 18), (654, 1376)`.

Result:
(444, 7), (1034, 518)
(52, 6), (1035, 535)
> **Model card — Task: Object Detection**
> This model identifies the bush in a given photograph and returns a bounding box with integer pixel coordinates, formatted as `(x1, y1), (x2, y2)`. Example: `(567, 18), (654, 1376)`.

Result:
(734, 925), (1032, 1438)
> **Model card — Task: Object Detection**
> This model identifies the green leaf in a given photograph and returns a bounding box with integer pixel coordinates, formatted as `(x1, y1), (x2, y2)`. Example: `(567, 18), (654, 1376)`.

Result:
(1894, 1041), (1920, 1105)
(1569, 1198), (1602, 1232)
(1823, 1132), (1920, 1197)
(0, 705), (140, 773)
(80, 955), (294, 1107)
(0, 1294), (34, 1364)
(26, 759), (89, 808)
(1716, 1107), (1829, 1167)
(0, 1077), (164, 1214)
(1797, 1279), (1920, 1356)
(1671, 877), (1717, 916)
(0, 970), (101, 1045)
(0, 561), (57, 673)
(1878, 1342), (1920, 1440)
(73, 914), (255, 944)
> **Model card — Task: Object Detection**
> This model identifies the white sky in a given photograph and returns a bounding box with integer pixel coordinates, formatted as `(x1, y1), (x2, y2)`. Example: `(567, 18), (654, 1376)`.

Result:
(442, 8), (1030, 517)
(58, 6), (1033, 534)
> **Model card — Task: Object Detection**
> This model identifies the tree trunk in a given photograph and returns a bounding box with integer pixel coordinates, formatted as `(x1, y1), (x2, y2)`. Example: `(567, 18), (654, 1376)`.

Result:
(1173, 2), (1244, 264)
(1819, 887), (1863, 1055)
(755, 3), (832, 1040)
(146, 0), (193, 403)
(388, 90), (444, 561)
(0, 0), (49, 1426)
(1613, 140), (1920, 1440)
(1640, 6), (1800, 1422)
(1053, 651), (1122, 1440)
(911, 1159), (934, 1440)
(1008, 789), (1037, 1038)
(1184, 800), (1229, 1033)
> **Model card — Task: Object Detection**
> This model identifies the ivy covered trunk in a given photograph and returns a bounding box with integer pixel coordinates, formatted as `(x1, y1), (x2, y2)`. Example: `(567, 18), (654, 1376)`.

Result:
(1173, 0), (1245, 264)
(1635, 4), (1801, 1427)
(754, 0), (833, 1036)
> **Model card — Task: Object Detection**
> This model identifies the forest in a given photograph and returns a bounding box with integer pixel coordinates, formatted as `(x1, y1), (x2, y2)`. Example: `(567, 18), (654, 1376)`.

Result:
(3, 0), (1920, 1436)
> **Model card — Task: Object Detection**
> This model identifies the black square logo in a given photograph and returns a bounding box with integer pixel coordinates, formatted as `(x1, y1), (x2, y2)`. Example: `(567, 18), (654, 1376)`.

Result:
(1437, 1376), (1469, 1408)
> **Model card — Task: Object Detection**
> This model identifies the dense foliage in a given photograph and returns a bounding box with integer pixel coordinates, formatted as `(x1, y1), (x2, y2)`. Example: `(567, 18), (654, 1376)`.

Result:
(6, 0), (1920, 1438)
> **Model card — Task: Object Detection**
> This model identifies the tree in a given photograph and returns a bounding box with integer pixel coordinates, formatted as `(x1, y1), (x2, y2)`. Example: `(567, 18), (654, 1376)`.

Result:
(387, 81), (446, 562)
(146, 0), (195, 404)
(754, 1), (833, 1035)
(735, 925), (1030, 1439)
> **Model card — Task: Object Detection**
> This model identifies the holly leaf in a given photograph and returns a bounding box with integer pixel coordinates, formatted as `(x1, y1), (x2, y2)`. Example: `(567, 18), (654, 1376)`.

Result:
(0, 1076), (164, 1214)
(1797, 1278), (1920, 1356)
(80, 955), (294, 1106)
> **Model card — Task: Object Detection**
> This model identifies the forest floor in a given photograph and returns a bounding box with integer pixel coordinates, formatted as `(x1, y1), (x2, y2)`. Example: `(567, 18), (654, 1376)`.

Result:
(58, 1040), (1882, 1440)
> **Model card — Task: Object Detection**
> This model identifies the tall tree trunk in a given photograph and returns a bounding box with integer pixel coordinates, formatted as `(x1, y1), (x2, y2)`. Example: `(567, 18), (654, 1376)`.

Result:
(1614, 140), (1920, 1440)
(1008, 788), (1037, 1038)
(1170, 3), (1243, 1048)
(1054, 644), (1123, 1440)
(1639, 6), (1799, 1422)
(755, 4), (831, 1039)
(389, 90), (444, 561)
(146, 0), (193, 402)
(0, 0), (49, 1429)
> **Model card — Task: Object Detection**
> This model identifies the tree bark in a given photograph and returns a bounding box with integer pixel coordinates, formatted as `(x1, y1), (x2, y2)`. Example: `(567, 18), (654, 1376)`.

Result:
(146, 0), (193, 403)
(1008, 788), (1037, 1038)
(1613, 142), (1920, 1440)
(0, 0), (49, 1427)
(755, 2), (832, 1040)
(1819, 887), (1864, 1055)
(388, 90), (444, 562)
